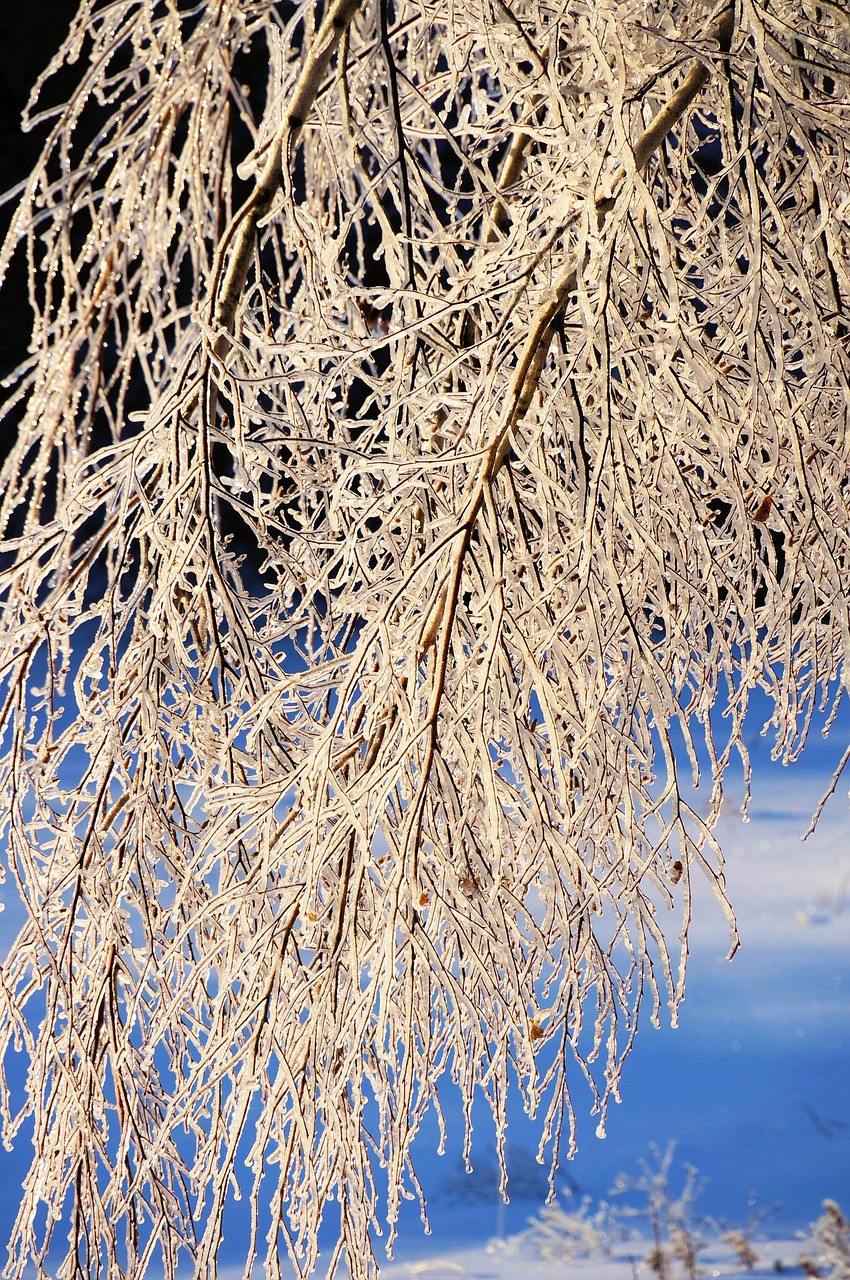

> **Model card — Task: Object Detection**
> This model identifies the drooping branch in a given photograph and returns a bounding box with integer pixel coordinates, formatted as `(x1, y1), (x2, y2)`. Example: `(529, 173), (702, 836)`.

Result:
(632, 3), (735, 171)
(211, 0), (364, 341)
(1, 2), (849, 1279)
(503, 1), (736, 438)
(425, 1), (738, 658)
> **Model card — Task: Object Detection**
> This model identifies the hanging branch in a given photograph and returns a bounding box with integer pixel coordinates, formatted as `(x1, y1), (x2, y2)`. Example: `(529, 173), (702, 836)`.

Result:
(0, 2), (848, 1279)
(503, 1), (737, 437)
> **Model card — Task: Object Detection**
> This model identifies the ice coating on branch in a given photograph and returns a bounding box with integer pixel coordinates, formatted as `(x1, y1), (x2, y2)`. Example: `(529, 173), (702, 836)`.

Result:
(0, 0), (849, 1278)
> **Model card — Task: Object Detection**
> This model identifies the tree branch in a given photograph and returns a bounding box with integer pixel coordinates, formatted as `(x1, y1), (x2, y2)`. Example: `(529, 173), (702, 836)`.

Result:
(504, 0), (736, 443)
(211, 0), (364, 342)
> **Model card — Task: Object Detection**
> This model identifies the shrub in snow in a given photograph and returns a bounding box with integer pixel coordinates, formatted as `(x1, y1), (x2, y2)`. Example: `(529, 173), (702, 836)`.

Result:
(798, 1201), (850, 1280)
(524, 1196), (612, 1262)
(723, 1228), (760, 1272)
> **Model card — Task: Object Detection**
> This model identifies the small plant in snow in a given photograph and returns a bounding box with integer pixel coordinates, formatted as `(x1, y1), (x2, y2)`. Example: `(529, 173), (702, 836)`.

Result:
(723, 1228), (760, 1272)
(518, 1149), (847, 1280)
(524, 1194), (613, 1262)
(609, 1143), (710, 1280)
(798, 1201), (850, 1280)
(521, 1144), (719, 1275)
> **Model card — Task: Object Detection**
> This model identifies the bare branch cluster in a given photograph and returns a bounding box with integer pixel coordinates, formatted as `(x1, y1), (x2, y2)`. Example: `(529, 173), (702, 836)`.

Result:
(0, 0), (849, 1276)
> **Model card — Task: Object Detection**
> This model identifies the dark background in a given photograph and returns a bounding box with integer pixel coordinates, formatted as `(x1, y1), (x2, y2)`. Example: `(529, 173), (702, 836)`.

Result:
(0, 3), (75, 387)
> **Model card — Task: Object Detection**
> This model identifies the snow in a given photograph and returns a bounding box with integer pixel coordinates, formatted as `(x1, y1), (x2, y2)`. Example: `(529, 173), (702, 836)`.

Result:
(380, 1232), (806, 1280)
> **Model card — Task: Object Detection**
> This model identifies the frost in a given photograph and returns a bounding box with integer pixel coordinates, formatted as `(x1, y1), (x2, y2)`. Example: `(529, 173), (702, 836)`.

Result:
(799, 1201), (850, 1280)
(0, 0), (849, 1278)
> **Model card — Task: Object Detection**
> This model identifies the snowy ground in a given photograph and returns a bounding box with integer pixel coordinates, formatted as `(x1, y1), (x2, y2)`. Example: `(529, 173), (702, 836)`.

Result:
(380, 1232), (808, 1280)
